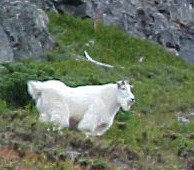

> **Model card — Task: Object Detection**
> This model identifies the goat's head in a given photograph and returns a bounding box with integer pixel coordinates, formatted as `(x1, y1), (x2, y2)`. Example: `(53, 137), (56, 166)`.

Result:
(117, 80), (135, 111)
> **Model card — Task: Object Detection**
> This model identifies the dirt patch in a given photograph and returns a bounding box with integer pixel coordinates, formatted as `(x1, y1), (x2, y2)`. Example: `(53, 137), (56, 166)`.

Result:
(0, 149), (20, 161)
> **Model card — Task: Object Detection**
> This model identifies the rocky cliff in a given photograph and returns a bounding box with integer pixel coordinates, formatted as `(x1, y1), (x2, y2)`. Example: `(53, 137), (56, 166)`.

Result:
(44, 0), (194, 64)
(1, 0), (194, 63)
(0, 0), (54, 62)
(84, 0), (194, 64)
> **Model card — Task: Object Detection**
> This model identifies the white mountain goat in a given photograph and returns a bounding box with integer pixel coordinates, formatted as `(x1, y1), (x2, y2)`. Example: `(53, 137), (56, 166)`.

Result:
(27, 80), (135, 136)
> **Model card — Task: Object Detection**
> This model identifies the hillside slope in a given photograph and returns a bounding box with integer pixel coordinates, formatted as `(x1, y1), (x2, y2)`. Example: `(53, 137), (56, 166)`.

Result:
(0, 13), (194, 169)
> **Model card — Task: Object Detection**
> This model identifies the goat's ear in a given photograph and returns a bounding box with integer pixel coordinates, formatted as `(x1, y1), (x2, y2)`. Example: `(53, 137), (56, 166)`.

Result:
(117, 81), (122, 89)
(125, 80), (130, 84)
(122, 79), (130, 84)
(121, 80), (125, 85)
(117, 81), (126, 89)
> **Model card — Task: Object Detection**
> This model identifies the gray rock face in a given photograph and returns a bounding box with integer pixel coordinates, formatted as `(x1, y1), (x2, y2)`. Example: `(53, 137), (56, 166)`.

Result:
(83, 0), (194, 63)
(1, 0), (193, 63)
(43, 0), (194, 64)
(0, 25), (14, 62)
(0, 0), (54, 62)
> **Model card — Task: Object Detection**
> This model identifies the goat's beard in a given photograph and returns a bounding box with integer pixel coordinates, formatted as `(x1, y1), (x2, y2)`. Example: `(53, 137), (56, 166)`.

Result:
(119, 99), (132, 111)
(122, 104), (131, 111)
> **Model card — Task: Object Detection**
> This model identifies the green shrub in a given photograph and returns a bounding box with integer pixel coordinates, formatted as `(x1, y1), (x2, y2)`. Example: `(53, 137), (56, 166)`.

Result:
(0, 62), (54, 107)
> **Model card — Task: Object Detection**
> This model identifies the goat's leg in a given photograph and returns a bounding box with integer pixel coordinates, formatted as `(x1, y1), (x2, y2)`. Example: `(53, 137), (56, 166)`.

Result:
(94, 118), (114, 136)
(77, 99), (109, 136)
(50, 104), (70, 128)
(39, 112), (50, 122)
(77, 110), (97, 136)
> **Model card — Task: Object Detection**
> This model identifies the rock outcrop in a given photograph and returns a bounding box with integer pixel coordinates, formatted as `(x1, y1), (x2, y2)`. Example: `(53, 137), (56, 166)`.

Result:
(84, 0), (194, 63)
(42, 0), (194, 64)
(1, 0), (194, 63)
(0, 0), (54, 62)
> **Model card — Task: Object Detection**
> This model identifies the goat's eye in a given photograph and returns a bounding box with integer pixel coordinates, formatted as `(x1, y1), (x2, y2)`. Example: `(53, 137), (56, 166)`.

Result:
(121, 87), (126, 90)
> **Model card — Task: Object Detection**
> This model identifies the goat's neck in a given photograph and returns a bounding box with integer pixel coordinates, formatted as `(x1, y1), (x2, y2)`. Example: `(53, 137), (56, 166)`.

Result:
(105, 84), (120, 116)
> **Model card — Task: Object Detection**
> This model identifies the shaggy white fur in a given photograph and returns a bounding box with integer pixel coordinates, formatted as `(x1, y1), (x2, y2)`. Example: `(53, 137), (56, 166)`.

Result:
(27, 80), (135, 136)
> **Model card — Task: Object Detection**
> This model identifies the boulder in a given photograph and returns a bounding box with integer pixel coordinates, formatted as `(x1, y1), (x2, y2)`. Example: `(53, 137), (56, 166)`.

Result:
(0, 0), (54, 62)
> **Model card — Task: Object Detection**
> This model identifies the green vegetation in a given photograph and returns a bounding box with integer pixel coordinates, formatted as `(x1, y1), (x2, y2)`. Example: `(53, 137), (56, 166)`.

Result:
(0, 13), (194, 169)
